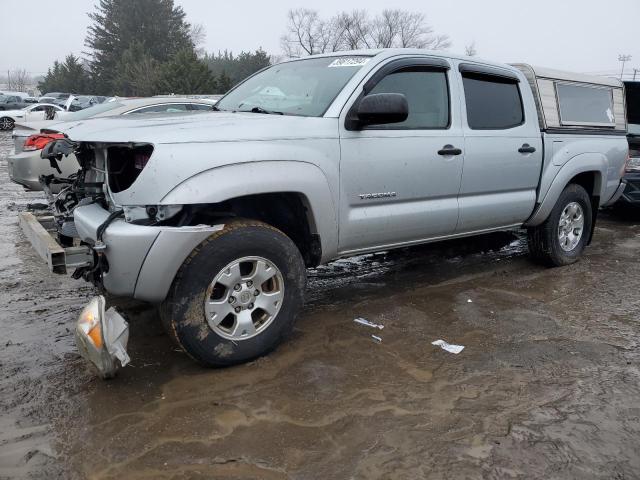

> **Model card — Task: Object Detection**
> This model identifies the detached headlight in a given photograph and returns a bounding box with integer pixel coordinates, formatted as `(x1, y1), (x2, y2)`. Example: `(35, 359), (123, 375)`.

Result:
(75, 296), (130, 379)
(627, 157), (640, 172)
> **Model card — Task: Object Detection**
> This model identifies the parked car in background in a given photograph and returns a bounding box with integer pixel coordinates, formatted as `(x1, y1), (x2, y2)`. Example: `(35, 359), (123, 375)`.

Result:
(0, 91), (31, 99)
(39, 92), (71, 102)
(0, 103), (67, 130)
(8, 97), (219, 191)
(19, 50), (627, 376)
(0, 95), (30, 111)
(615, 81), (640, 208)
(68, 95), (107, 111)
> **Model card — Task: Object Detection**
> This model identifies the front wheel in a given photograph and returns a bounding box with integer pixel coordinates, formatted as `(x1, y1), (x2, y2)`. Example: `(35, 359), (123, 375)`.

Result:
(528, 183), (592, 266)
(160, 219), (307, 367)
(0, 117), (14, 130)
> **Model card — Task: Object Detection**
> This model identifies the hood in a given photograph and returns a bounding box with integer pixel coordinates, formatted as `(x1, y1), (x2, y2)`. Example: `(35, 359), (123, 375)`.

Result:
(53, 112), (337, 144)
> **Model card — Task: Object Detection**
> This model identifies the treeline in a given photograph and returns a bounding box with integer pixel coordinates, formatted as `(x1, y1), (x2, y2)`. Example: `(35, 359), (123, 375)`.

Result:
(38, 0), (271, 96)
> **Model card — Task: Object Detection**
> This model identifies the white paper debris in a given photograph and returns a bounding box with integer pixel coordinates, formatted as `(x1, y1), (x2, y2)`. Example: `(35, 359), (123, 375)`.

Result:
(371, 335), (383, 343)
(432, 339), (465, 354)
(467, 299), (473, 303)
(354, 318), (384, 330)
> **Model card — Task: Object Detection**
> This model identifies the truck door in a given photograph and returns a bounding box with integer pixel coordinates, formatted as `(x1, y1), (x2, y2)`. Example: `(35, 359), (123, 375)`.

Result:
(456, 63), (543, 233)
(338, 57), (464, 253)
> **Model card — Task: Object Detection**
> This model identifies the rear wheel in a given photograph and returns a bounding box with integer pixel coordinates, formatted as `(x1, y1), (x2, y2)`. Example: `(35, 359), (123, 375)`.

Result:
(160, 219), (306, 366)
(0, 117), (14, 130)
(528, 183), (592, 266)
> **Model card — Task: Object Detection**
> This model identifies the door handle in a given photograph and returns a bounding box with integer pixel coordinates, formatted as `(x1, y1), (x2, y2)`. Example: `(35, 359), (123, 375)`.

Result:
(437, 145), (463, 156)
(518, 143), (536, 154)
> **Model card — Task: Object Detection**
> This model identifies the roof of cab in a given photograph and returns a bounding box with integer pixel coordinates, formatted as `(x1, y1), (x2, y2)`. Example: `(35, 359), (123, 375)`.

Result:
(295, 48), (522, 73)
(291, 49), (622, 87)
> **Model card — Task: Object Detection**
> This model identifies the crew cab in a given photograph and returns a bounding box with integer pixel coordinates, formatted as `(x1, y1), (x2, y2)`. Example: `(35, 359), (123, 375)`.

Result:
(19, 49), (628, 376)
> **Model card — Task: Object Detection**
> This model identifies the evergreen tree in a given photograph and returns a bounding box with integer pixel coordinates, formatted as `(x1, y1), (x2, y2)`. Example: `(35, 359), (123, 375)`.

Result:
(204, 49), (271, 91)
(86, 0), (193, 94)
(216, 71), (232, 93)
(112, 41), (160, 96)
(38, 55), (92, 93)
(154, 50), (217, 95)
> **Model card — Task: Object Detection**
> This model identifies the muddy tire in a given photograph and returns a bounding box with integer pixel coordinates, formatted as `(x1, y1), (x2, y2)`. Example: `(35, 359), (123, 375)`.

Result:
(528, 183), (592, 267)
(160, 219), (306, 367)
(0, 117), (14, 131)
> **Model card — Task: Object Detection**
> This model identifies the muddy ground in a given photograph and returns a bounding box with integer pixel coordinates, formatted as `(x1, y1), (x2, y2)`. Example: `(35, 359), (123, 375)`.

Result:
(1, 130), (640, 480)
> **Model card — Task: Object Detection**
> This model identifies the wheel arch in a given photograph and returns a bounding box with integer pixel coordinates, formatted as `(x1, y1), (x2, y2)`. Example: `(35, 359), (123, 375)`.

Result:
(526, 153), (606, 228)
(159, 161), (338, 265)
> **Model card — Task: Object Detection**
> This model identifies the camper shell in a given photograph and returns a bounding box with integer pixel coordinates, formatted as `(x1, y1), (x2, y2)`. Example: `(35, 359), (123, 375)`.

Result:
(513, 64), (626, 133)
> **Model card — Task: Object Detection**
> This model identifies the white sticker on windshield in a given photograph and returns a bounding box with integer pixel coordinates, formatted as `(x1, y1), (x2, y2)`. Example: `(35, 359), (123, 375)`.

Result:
(329, 57), (370, 68)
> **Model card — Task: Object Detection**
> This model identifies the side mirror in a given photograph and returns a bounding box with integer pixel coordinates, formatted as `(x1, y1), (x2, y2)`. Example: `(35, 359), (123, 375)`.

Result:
(356, 93), (409, 127)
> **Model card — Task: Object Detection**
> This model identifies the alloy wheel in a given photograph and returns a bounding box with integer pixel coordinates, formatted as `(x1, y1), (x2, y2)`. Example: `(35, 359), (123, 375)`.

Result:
(204, 256), (285, 340)
(558, 202), (584, 252)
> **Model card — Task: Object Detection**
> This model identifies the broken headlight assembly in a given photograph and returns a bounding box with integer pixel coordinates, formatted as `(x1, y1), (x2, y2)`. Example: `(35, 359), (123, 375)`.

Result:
(75, 296), (130, 379)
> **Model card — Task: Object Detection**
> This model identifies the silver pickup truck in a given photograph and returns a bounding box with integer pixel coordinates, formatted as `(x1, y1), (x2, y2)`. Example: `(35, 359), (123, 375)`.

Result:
(20, 49), (628, 375)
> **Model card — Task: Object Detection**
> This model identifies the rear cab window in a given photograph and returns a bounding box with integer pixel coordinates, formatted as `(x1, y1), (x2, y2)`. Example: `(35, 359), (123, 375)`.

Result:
(461, 70), (524, 130)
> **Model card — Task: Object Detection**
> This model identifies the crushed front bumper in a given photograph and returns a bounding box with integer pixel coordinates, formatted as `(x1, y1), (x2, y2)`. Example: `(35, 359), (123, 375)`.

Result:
(73, 204), (224, 302)
(19, 204), (225, 302)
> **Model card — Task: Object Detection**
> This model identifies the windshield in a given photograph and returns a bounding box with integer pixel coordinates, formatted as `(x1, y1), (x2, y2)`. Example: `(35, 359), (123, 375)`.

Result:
(216, 56), (372, 117)
(58, 102), (124, 120)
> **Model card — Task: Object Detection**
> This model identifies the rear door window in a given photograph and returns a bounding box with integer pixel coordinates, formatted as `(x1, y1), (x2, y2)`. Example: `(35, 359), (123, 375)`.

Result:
(462, 73), (524, 129)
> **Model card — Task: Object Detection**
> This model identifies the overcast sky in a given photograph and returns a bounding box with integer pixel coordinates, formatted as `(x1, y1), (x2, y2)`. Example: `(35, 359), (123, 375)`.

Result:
(1, 0), (637, 79)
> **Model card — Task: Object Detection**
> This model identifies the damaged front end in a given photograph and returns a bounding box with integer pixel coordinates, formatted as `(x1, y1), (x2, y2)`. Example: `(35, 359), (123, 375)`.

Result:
(19, 135), (226, 378)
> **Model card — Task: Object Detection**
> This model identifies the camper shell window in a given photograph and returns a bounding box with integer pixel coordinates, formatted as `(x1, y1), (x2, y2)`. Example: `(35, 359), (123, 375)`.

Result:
(556, 83), (615, 127)
(511, 63), (626, 133)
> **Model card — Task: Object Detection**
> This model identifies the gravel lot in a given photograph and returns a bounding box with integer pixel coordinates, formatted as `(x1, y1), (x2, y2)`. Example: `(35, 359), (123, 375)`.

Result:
(1, 130), (640, 480)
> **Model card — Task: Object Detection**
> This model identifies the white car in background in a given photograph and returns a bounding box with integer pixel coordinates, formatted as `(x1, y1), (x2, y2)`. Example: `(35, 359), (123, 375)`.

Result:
(8, 97), (219, 191)
(0, 103), (68, 130)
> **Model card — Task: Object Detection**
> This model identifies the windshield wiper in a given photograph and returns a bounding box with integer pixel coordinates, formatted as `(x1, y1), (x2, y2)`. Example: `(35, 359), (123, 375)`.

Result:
(242, 106), (284, 115)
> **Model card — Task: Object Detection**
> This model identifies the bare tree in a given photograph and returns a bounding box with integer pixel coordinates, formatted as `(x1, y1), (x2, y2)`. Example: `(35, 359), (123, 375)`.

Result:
(6, 69), (31, 92)
(465, 41), (478, 57)
(190, 23), (207, 58)
(336, 10), (371, 50)
(280, 9), (336, 57)
(281, 8), (450, 58)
